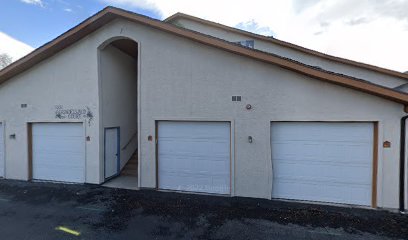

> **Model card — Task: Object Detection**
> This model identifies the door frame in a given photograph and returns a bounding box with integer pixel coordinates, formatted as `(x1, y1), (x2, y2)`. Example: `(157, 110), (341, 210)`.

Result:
(155, 120), (233, 195)
(270, 121), (378, 208)
(0, 121), (5, 178)
(104, 127), (120, 181)
(28, 121), (86, 182)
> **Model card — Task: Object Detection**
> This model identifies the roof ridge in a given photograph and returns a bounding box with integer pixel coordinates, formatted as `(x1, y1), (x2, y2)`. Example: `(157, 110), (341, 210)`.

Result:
(166, 20), (395, 92)
(165, 12), (408, 80)
(1, 7), (407, 104)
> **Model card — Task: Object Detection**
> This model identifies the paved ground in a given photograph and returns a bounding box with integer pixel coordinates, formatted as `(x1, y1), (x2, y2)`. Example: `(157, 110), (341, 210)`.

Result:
(0, 179), (407, 240)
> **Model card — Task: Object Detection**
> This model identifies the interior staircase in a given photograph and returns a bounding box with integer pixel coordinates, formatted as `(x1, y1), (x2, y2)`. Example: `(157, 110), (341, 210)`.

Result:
(121, 151), (138, 177)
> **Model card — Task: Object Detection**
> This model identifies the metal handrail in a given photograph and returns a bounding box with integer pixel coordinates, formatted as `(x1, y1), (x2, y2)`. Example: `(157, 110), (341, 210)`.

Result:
(122, 132), (137, 150)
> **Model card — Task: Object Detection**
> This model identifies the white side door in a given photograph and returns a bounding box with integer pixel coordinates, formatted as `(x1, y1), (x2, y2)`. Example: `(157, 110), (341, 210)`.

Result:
(158, 121), (231, 194)
(105, 128), (119, 180)
(271, 122), (373, 206)
(32, 123), (85, 183)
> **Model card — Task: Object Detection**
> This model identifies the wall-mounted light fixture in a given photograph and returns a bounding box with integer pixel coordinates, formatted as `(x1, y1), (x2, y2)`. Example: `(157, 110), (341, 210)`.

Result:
(248, 136), (253, 143)
(246, 104), (252, 110)
(9, 134), (16, 139)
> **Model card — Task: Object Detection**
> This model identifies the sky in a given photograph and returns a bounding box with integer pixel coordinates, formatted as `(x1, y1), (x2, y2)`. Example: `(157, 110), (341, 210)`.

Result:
(0, 0), (407, 72)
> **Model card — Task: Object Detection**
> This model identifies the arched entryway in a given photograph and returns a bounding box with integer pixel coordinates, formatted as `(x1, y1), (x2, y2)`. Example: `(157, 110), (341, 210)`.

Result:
(98, 37), (139, 189)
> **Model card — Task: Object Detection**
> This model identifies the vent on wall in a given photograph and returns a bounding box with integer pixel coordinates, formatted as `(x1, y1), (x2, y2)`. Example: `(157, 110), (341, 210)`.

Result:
(232, 96), (242, 102)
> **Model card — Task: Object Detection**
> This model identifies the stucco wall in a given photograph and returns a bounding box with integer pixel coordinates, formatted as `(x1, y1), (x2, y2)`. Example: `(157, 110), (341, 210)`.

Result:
(171, 18), (407, 89)
(99, 44), (138, 170)
(0, 17), (406, 210)
(406, 125), (408, 210)
(94, 19), (405, 209)
(0, 39), (100, 183)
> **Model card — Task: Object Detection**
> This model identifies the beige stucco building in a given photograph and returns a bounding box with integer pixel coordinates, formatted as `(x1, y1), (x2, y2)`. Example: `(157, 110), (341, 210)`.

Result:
(1, 7), (408, 212)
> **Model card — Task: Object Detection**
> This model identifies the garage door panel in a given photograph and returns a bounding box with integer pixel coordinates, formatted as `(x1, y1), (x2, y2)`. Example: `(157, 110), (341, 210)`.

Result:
(159, 122), (229, 137)
(32, 123), (83, 136)
(160, 173), (227, 194)
(271, 122), (373, 206)
(274, 161), (371, 184)
(159, 150), (229, 162)
(274, 180), (371, 205)
(273, 143), (372, 165)
(160, 167), (229, 178)
(32, 123), (85, 183)
(274, 176), (371, 188)
(32, 152), (84, 167)
(158, 121), (230, 195)
(159, 158), (230, 171)
(159, 171), (230, 192)
(33, 142), (84, 157)
(160, 154), (229, 173)
(33, 166), (84, 183)
(273, 123), (373, 142)
(34, 141), (84, 153)
(159, 140), (229, 156)
(33, 165), (84, 173)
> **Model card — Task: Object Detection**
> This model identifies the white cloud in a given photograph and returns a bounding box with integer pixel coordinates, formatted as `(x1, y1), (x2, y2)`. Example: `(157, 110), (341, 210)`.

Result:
(64, 8), (73, 12)
(101, 0), (160, 13)
(103, 0), (408, 71)
(0, 32), (34, 62)
(20, 0), (44, 7)
(235, 20), (275, 36)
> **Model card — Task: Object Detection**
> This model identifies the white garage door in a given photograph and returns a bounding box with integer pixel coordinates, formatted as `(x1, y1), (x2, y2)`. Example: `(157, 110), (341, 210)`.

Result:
(32, 123), (85, 183)
(158, 121), (230, 194)
(0, 123), (4, 177)
(271, 122), (373, 206)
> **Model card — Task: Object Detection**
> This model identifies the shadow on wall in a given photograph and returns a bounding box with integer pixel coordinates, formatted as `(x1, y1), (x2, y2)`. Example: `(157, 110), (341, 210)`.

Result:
(99, 37), (139, 180)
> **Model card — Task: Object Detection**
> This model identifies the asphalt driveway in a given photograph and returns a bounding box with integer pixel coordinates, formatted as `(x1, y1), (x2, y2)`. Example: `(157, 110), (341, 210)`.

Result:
(0, 179), (407, 240)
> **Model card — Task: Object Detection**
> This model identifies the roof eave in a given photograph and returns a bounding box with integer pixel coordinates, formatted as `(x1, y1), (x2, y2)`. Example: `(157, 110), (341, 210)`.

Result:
(165, 12), (408, 81)
(0, 8), (116, 85)
(0, 7), (407, 105)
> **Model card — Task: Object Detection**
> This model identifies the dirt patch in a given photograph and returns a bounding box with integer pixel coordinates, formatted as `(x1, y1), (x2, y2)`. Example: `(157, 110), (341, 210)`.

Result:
(98, 189), (408, 239)
(1, 180), (407, 239)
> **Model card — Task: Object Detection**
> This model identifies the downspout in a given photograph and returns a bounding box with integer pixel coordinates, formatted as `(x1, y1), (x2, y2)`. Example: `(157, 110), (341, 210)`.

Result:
(400, 113), (408, 213)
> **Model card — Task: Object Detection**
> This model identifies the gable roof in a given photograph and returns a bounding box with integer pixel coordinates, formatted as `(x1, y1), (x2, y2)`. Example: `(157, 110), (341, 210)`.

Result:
(165, 12), (408, 81)
(1, 7), (408, 105)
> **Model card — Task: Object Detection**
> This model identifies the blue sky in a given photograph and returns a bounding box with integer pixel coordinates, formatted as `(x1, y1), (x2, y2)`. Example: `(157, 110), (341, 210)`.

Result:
(1, 0), (407, 72)
(0, 0), (159, 48)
